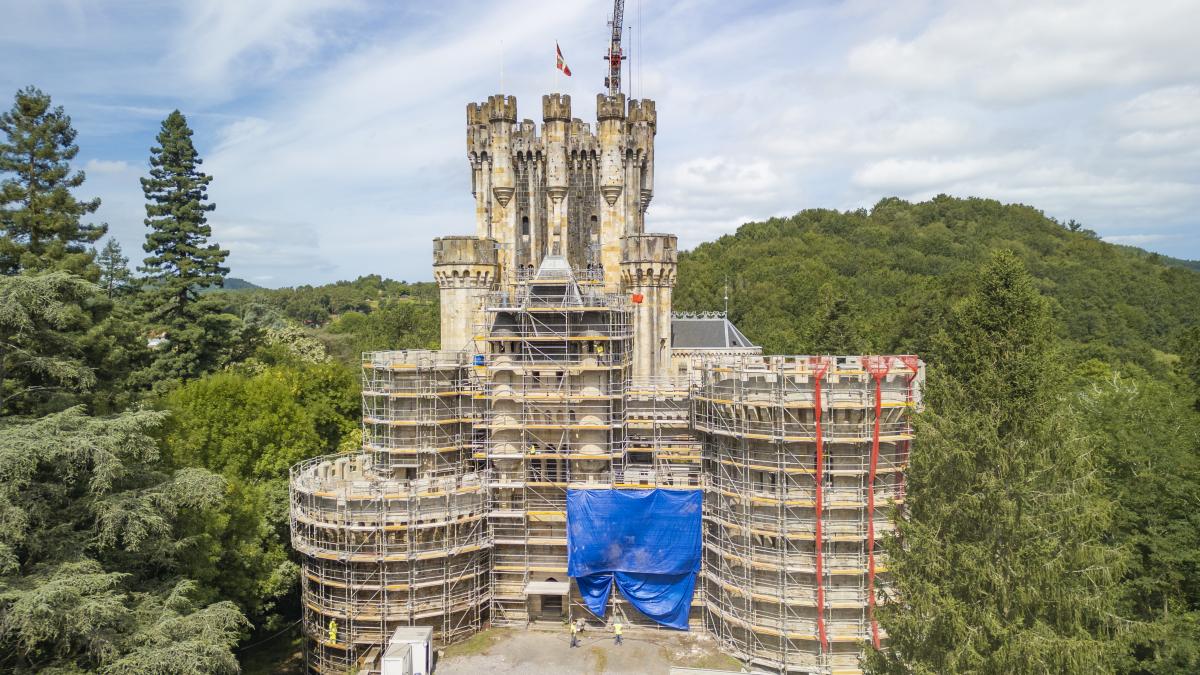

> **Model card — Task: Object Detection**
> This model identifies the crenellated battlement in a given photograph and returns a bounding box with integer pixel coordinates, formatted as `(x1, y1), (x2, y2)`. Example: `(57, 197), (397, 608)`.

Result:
(620, 233), (678, 267)
(542, 93), (571, 122)
(628, 98), (657, 127)
(485, 94), (517, 123)
(597, 93), (626, 121)
(433, 236), (499, 268)
(466, 102), (487, 127)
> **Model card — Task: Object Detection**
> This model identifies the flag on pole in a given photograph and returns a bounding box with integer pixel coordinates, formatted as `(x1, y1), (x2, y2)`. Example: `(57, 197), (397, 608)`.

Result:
(556, 42), (572, 76)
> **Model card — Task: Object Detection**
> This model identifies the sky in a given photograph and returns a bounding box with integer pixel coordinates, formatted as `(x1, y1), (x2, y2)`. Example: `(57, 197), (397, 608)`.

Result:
(2, 0), (1198, 287)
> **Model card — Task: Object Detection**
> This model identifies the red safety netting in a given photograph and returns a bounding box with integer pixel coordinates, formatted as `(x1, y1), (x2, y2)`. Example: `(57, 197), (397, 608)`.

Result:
(862, 357), (893, 649)
(862, 355), (920, 649)
(807, 356), (832, 652)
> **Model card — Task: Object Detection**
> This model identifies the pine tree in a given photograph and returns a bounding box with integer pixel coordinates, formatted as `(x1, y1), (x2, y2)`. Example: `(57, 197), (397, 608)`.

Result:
(136, 111), (239, 388)
(865, 251), (1125, 674)
(0, 86), (105, 278)
(96, 238), (131, 298)
(140, 110), (228, 321)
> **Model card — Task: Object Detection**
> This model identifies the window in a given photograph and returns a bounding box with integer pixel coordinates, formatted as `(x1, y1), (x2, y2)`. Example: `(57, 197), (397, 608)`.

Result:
(521, 216), (530, 236)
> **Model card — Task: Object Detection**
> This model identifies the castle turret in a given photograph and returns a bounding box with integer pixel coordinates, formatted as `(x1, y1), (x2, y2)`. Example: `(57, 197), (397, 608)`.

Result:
(629, 98), (657, 218)
(434, 236), (497, 351)
(485, 96), (518, 279)
(598, 93), (627, 291)
(621, 233), (677, 380)
(466, 103), (491, 241)
(542, 94), (571, 259)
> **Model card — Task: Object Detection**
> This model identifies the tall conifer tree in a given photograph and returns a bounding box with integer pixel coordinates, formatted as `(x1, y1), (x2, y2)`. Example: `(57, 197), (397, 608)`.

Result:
(865, 251), (1124, 674)
(140, 110), (228, 320)
(96, 238), (131, 298)
(0, 86), (105, 277)
(138, 111), (237, 387)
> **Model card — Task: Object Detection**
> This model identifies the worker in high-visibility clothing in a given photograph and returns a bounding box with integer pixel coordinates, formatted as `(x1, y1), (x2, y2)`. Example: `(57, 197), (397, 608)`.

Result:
(613, 619), (624, 645)
(328, 618), (338, 644)
(595, 341), (605, 356)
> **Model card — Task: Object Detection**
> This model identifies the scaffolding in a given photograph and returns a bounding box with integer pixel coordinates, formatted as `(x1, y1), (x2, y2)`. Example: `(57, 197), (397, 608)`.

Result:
(695, 355), (922, 675)
(478, 263), (637, 626)
(291, 350), (490, 675)
(360, 350), (478, 476)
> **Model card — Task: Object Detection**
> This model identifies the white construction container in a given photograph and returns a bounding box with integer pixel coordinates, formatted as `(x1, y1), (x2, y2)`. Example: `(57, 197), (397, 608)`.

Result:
(382, 626), (434, 675)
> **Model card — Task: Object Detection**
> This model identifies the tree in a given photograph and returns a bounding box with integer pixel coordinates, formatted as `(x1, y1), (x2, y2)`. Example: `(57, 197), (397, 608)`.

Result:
(0, 407), (248, 672)
(140, 110), (228, 321)
(0, 271), (98, 416)
(161, 360), (357, 623)
(0, 86), (105, 277)
(865, 251), (1125, 674)
(1077, 374), (1200, 673)
(138, 111), (236, 389)
(97, 238), (132, 298)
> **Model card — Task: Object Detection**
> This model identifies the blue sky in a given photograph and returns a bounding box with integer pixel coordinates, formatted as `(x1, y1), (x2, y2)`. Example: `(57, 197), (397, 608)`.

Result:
(2, 0), (1198, 287)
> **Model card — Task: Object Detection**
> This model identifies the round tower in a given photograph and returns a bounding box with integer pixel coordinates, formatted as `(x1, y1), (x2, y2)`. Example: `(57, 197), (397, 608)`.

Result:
(620, 233), (677, 380)
(433, 236), (498, 352)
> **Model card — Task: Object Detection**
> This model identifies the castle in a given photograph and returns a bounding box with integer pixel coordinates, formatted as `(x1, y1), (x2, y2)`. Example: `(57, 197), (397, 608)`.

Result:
(289, 89), (924, 674)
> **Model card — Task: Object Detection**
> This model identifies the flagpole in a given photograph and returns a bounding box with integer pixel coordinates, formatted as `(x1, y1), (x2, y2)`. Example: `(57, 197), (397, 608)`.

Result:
(500, 39), (505, 92)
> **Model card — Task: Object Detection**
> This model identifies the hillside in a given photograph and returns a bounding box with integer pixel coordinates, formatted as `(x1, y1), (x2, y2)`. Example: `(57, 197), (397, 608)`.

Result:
(674, 195), (1200, 373)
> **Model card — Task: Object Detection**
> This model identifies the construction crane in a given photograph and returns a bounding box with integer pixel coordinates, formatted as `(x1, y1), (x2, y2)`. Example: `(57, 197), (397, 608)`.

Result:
(604, 0), (625, 96)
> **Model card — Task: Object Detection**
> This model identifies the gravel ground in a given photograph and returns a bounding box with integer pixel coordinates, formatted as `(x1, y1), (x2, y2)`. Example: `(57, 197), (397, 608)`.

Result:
(435, 626), (745, 675)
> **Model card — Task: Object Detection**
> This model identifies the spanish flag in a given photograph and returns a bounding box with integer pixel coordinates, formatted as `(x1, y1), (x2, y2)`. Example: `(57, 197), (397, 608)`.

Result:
(556, 42), (572, 76)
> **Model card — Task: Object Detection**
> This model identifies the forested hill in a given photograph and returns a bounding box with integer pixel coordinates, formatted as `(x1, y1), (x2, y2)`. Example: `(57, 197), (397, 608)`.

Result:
(675, 195), (1200, 373)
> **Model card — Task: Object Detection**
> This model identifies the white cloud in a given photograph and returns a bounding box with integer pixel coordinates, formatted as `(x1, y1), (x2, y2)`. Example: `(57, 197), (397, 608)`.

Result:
(168, 0), (356, 91)
(852, 152), (1031, 191)
(84, 159), (131, 174)
(847, 1), (1200, 104)
(1114, 85), (1200, 130)
(6, 0), (1200, 284)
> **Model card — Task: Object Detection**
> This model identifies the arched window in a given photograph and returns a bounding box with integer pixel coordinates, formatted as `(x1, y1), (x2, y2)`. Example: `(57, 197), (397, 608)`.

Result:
(521, 216), (530, 236)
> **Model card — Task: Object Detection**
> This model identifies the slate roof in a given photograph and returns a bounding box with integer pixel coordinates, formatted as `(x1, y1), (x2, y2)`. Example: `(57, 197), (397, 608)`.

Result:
(671, 313), (757, 350)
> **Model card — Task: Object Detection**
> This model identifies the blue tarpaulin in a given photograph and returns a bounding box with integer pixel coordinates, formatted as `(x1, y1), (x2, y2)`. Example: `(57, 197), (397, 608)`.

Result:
(566, 489), (702, 630)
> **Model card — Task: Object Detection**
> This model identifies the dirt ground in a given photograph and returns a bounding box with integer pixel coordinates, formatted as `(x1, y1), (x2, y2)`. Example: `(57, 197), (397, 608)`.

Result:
(437, 626), (746, 675)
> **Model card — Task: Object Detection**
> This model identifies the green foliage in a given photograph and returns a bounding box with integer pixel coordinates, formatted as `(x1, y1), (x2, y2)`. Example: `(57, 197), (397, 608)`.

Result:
(865, 252), (1124, 674)
(324, 299), (439, 359)
(102, 580), (247, 675)
(138, 296), (246, 393)
(0, 86), (105, 278)
(676, 196), (1200, 372)
(140, 110), (228, 320)
(96, 239), (132, 299)
(78, 299), (154, 414)
(162, 359), (357, 624)
(0, 271), (101, 415)
(1077, 374), (1200, 673)
(0, 407), (246, 672)
(163, 361), (357, 479)
(137, 111), (237, 392)
(226, 274), (438, 327)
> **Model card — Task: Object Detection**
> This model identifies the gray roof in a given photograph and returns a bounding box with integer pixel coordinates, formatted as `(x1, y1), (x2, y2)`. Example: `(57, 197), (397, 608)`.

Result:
(671, 313), (757, 349)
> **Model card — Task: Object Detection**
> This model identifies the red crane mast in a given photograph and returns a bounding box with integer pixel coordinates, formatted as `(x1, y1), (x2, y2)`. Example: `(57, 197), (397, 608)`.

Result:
(604, 0), (625, 96)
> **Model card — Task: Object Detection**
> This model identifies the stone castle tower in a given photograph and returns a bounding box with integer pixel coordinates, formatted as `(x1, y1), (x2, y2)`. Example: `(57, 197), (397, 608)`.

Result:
(444, 92), (672, 381)
(289, 88), (924, 675)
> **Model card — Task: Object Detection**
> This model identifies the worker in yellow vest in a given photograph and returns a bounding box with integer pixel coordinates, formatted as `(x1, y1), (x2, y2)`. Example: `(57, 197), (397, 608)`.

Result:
(328, 618), (337, 644)
(613, 619), (623, 645)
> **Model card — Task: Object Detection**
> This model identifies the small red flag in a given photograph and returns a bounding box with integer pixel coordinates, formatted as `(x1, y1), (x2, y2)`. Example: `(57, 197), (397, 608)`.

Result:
(556, 42), (572, 77)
